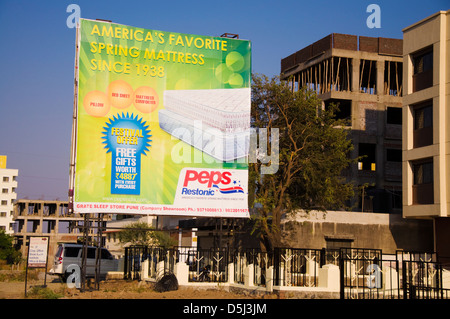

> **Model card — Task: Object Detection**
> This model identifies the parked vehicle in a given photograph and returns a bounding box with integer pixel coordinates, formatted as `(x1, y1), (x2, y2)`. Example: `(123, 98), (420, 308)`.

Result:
(49, 243), (117, 280)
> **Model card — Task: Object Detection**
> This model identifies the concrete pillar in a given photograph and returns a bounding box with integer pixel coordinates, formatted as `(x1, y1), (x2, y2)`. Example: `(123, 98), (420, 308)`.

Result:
(175, 262), (189, 285)
(376, 60), (385, 96)
(318, 264), (340, 290)
(306, 260), (319, 277)
(244, 264), (254, 287)
(352, 58), (360, 92)
(383, 266), (398, 291)
(228, 262), (234, 284)
(266, 266), (274, 292)
(442, 269), (450, 289)
(141, 259), (149, 279)
(156, 261), (165, 278)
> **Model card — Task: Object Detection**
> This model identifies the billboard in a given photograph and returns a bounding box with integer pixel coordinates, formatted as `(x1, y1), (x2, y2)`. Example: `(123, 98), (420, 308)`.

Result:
(71, 19), (251, 218)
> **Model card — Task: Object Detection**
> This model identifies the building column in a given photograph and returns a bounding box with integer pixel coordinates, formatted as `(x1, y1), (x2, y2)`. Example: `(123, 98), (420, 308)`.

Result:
(351, 58), (360, 93)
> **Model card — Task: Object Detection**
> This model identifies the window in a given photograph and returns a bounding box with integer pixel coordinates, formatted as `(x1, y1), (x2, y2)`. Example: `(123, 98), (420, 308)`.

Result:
(414, 105), (432, 130)
(64, 247), (81, 258)
(386, 149), (402, 162)
(360, 59), (377, 94)
(1, 200), (7, 206)
(413, 161), (433, 185)
(412, 159), (434, 205)
(86, 248), (96, 259)
(2, 177), (9, 182)
(2, 188), (8, 194)
(324, 99), (351, 122)
(412, 47), (433, 91)
(384, 61), (403, 96)
(326, 238), (352, 250)
(386, 107), (402, 125)
(358, 143), (376, 171)
(413, 102), (433, 148)
(101, 248), (113, 260)
(413, 50), (433, 74)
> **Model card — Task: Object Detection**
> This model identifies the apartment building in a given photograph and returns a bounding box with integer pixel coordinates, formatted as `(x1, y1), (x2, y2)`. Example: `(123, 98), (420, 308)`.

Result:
(402, 10), (450, 264)
(281, 34), (404, 213)
(0, 156), (18, 234)
(13, 199), (106, 268)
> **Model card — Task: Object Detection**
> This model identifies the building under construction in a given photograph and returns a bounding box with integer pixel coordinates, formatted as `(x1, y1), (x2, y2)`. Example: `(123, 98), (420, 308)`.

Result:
(281, 33), (403, 213)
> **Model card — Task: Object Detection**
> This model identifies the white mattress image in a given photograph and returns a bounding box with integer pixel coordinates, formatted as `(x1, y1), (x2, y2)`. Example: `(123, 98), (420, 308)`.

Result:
(159, 108), (249, 162)
(163, 88), (250, 133)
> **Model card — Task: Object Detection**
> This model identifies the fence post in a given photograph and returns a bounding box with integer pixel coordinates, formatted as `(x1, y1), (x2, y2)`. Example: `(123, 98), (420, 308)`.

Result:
(156, 260), (165, 278)
(175, 261), (189, 285)
(124, 247), (129, 279)
(245, 263), (254, 287)
(228, 261), (235, 284)
(266, 266), (274, 292)
(141, 259), (149, 280)
(339, 254), (344, 299)
(318, 264), (340, 290)
(402, 261), (408, 299)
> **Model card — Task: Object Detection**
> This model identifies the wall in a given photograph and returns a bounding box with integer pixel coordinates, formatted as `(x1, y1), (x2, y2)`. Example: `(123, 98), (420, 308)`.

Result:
(280, 210), (434, 254)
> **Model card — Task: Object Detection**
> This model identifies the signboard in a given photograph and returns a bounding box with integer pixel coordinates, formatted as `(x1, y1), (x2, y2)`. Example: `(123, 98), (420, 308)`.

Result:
(27, 237), (49, 268)
(72, 19), (251, 218)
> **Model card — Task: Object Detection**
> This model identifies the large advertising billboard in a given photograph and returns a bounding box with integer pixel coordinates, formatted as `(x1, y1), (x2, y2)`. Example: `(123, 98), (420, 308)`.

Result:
(72, 19), (251, 218)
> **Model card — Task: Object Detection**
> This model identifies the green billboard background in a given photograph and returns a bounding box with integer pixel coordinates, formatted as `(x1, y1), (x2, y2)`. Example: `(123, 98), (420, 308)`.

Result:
(73, 19), (251, 216)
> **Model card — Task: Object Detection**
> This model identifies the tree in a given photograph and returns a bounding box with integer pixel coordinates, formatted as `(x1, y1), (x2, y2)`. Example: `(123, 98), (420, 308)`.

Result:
(249, 74), (355, 251)
(118, 222), (177, 248)
(0, 230), (22, 264)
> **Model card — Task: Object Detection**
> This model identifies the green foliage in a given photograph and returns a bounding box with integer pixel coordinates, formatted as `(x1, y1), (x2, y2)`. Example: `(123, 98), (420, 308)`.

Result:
(151, 231), (178, 249)
(27, 286), (63, 299)
(118, 222), (177, 248)
(0, 230), (22, 264)
(250, 74), (355, 250)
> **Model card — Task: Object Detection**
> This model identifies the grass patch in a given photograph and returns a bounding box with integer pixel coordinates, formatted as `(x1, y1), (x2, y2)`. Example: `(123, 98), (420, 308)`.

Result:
(0, 270), (40, 282)
(27, 286), (64, 299)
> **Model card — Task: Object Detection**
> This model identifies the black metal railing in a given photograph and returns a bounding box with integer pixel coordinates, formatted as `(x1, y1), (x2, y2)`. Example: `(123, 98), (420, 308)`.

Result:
(174, 247), (229, 282)
(402, 260), (448, 299)
(124, 246), (147, 280)
(273, 248), (322, 287)
(123, 246), (450, 299)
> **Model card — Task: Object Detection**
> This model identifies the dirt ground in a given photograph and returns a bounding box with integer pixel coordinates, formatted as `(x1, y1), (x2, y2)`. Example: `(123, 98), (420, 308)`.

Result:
(0, 275), (266, 299)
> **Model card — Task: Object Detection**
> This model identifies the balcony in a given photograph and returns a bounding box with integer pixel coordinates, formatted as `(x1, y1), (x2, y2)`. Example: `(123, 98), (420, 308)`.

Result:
(413, 126), (433, 148)
(412, 183), (434, 205)
(413, 69), (433, 92)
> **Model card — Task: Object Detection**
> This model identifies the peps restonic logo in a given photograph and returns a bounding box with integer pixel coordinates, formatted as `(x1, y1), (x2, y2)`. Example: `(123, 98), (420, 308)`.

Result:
(181, 169), (244, 196)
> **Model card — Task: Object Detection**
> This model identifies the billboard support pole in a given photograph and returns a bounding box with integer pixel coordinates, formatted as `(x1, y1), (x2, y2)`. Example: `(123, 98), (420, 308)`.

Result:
(68, 21), (80, 214)
(94, 213), (104, 290)
(80, 213), (89, 292)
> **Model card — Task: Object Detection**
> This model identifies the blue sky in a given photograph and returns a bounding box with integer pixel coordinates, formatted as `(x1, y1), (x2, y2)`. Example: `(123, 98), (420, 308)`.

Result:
(0, 0), (448, 200)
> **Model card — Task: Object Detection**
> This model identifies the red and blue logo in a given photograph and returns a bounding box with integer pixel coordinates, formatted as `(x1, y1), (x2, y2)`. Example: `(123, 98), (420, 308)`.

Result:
(181, 169), (245, 196)
(212, 184), (244, 194)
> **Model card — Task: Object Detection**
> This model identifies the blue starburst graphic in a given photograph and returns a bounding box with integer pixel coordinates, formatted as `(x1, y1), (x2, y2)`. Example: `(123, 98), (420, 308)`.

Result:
(101, 112), (152, 195)
(101, 112), (152, 155)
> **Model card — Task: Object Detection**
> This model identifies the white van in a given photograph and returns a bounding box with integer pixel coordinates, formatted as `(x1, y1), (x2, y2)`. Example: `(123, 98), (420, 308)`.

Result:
(49, 243), (117, 280)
